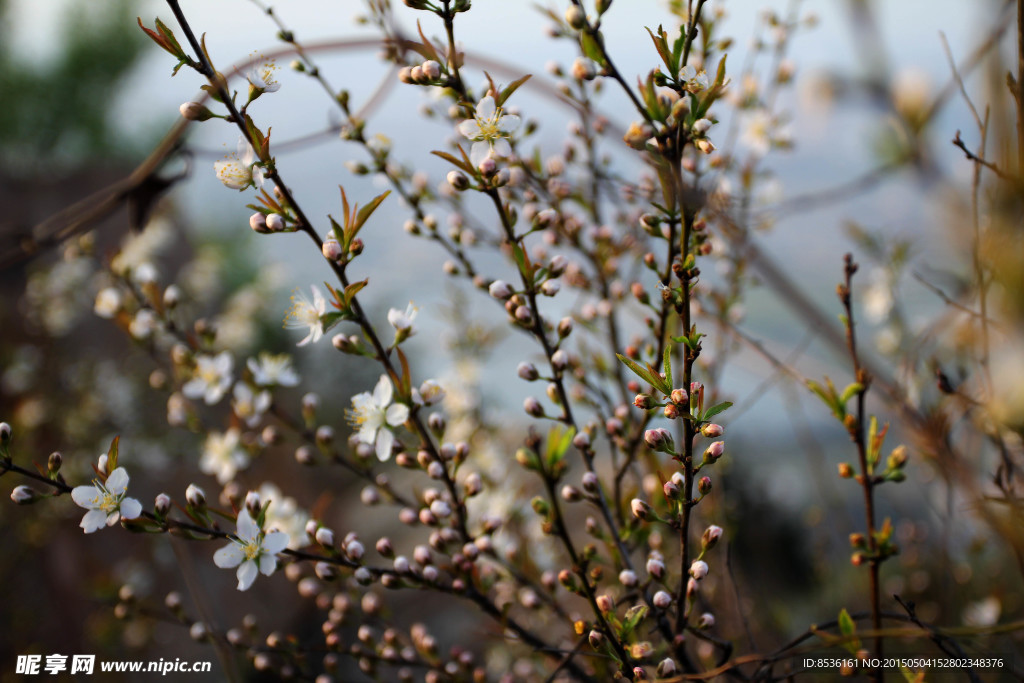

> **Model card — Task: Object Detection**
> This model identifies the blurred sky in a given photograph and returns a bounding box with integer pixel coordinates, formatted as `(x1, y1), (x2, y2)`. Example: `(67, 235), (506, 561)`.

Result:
(5, 0), (1015, 453)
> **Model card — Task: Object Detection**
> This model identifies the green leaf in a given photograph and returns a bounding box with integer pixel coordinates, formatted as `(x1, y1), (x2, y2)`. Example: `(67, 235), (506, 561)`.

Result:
(662, 345), (673, 385)
(616, 354), (666, 393)
(106, 435), (120, 472)
(645, 26), (671, 71)
(320, 310), (349, 332)
(497, 74), (531, 106)
(839, 382), (864, 405)
(354, 191), (391, 232)
(545, 425), (576, 469)
(622, 604), (648, 638)
(343, 279), (368, 307)
(837, 608), (861, 654)
(431, 150), (473, 174)
(702, 401), (733, 421)
(580, 31), (605, 65)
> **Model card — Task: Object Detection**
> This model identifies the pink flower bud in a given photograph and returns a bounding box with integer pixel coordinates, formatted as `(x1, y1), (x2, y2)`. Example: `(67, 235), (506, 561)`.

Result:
(266, 213), (285, 232)
(315, 527), (335, 547)
(702, 524), (723, 551)
(185, 484), (205, 507)
(646, 556), (665, 579)
(653, 590), (672, 609)
(322, 238), (343, 261)
(447, 170), (469, 191)
(595, 594), (613, 612)
(704, 441), (725, 462)
(524, 397), (544, 417)
(697, 612), (715, 629)
(689, 560), (708, 580)
(618, 570), (638, 587)
(630, 498), (651, 520)
(489, 280), (513, 299)
(421, 60), (441, 80)
(551, 349), (569, 370)
(701, 423), (724, 438)
(698, 476), (712, 495)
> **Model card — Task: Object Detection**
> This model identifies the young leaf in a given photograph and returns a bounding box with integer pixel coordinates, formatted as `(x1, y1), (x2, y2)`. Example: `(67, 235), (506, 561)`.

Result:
(107, 435), (120, 472)
(662, 344), (673, 386)
(497, 74), (532, 106)
(702, 401), (733, 421)
(431, 150), (473, 174)
(616, 353), (659, 388)
(837, 608), (861, 654)
(580, 31), (606, 65)
(354, 191), (391, 232)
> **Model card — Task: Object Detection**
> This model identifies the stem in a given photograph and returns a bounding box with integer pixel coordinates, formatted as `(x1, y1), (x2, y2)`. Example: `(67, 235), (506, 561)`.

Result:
(840, 254), (883, 681)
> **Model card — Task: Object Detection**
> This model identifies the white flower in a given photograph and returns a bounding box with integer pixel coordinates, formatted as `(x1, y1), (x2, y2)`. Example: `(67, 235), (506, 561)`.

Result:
(457, 96), (521, 165)
(213, 508), (289, 591)
(71, 467), (143, 533)
(387, 301), (418, 339)
(416, 379), (445, 406)
(183, 352), (234, 405)
(94, 288), (122, 318)
(200, 429), (250, 484)
(246, 57), (280, 94)
(680, 64), (710, 92)
(247, 353), (300, 387)
(862, 269), (894, 323)
(283, 286), (326, 346)
(214, 136), (263, 191)
(741, 110), (773, 157)
(129, 309), (158, 339)
(232, 383), (271, 428)
(257, 483), (310, 549)
(347, 375), (409, 461)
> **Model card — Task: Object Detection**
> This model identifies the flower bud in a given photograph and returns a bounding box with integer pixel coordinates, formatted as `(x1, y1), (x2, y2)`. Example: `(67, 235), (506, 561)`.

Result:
(595, 594), (613, 612)
(322, 237), (343, 261)
(657, 658), (676, 678)
(376, 537), (394, 558)
(634, 393), (653, 409)
(47, 451), (62, 474)
(488, 280), (514, 299)
(838, 462), (854, 478)
(153, 493), (171, 516)
(478, 156), (497, 176)
(447, 170), (470, 191)
(624, 121), (654, 150)
(703, 440), (724, 463)
(551, 349), (569, 371)
(315, 562), (338, 582)
(557, 316), (574, 338)
(315, 527), (335, 548)
(561, 485), (582, 502)
(541, 279), (561, 296)
(696, 417), (721, 437)
(588, 629), (604, 649)
(245, 490), (262, 516)
(670, 388), (688, 404)
(618, 570), (638, 587)
(421, 60), (441, 80)
(646, 556), (665, 579)
(644, 428), (674, 453)
(185, 484), (206, 508)
(696, 612), (715, 629)
(179, 101), (214, 121)
(663, 479), (681, 500)
(524, 397), (544, 417)
(10, 485), (38, 505)
(266, 213), (285, 232)
(697, 526), (722, 556)
(0, 422), (11, 445)
(698, 476), (712, 495)
(652, 590), (672, 609)
(630, 498), (651, 520)
(689, 560), (708, 580)
(346, 539), (365, 560)
(564, 5), (586, 29)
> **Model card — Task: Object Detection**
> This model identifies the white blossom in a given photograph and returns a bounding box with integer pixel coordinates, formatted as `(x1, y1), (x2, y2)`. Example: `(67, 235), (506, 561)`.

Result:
(347, 375), (409, 461)
(183, 352), (234, 405)
(283, 286), (326, 346)
(200, 428), (249, 484)
(232, 382), (271, 428)
(247, 353), (300, 387)
(457, 96), (521, 165)
(246, 57), (281, 94)
(213, 509), (289, 591)
(214, 136), (263, 191)
(71, 467), (143, 533)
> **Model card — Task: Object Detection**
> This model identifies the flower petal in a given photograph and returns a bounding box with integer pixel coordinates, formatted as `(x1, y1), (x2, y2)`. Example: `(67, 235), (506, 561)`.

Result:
(476, 96), (496, 119)
(214, 543), (245, 568)
(375, 429), (394, 461)
(71, 485), (100, 509)
(263, 530), (290, 555)
(498, 114), (521, 133)
(373, 375), (393, 406)
(120, 497), (143, 520)
(469, 142), (490, 166)
(80, 509), (109, 533)
(258, 552), (278, 577)
(458, 120), (481, 139)
(385, 403), (409, 427)
(105, 468), (130, 494)
(236, 509), (259, 540)
(492, 139), (512, 158)
(236, 560), (258, 591)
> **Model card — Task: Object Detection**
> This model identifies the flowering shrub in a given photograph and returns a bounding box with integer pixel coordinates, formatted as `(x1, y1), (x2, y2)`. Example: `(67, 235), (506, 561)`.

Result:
(3, 1), (1024, 681)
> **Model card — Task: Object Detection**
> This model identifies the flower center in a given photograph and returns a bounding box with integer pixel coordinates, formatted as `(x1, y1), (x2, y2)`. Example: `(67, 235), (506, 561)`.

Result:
(475, 111), (504, 141)
(96, 488), (120, 513)
(243, 540), (261, 561)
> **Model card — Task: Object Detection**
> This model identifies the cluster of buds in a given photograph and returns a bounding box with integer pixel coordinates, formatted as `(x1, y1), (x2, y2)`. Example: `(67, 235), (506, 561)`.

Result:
(250, 212), (287, 234)
(399, 59), (443, 85)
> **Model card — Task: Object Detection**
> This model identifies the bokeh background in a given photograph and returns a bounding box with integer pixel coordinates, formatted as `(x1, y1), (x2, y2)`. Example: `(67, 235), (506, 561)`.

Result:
(1, 0), (1022, 680)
